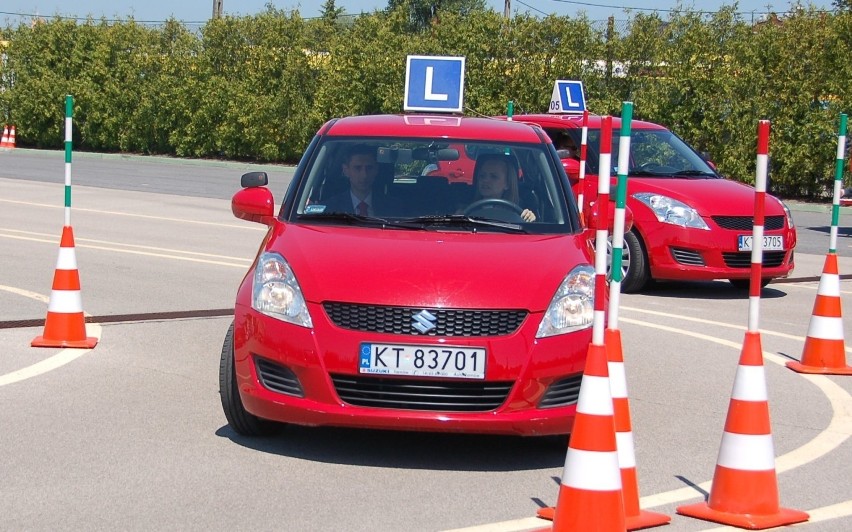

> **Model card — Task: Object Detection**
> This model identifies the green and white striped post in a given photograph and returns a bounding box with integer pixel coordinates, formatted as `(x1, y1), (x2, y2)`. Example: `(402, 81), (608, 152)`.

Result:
(608, 101), (633, 328)
(830, 113), (847, 254)
(64, 94), (73, 227)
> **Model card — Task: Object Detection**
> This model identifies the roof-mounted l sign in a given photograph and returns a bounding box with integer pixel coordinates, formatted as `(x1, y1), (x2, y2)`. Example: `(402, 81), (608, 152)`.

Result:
(404, 55), (465, 113)
(548, 80), (586, 114)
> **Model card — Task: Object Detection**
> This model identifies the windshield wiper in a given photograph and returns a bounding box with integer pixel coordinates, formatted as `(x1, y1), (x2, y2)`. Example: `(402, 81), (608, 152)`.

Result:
(298, 212), (425, 230)
(675, 170), (718, 177)
(628, 169), (675, 177)
(399, 214), (528, 233)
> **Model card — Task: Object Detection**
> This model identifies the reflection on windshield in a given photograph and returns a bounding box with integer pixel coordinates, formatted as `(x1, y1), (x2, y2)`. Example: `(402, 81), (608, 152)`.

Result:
(581, 130), (717, 178)
(293, 138), (578, 233)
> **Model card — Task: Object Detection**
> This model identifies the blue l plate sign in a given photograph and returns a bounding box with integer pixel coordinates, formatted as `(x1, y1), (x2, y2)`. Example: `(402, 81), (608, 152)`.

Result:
(404, 55), (465, 113)
(548, 80), (586, 114)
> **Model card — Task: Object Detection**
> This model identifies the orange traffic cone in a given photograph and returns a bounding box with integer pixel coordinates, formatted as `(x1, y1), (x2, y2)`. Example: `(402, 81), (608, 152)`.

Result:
(607, 328), (671, 530)
(536, 329), (669, 530)
(549, 343), (626, 531)
(7, 125), (16, 148)
(31, 226), (98, 349)
(0, 125), (9, 148)
(787, 253), (852, 375)
(677, 331), (808, 529)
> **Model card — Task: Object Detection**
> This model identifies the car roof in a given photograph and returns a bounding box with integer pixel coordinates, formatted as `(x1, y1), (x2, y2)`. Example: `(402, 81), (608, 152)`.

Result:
(320, 114), (549, 143)
(496, 114), (667, 131)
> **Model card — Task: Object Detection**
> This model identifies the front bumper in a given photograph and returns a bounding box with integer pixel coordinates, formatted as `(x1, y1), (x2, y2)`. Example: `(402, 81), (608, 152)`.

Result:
(640, 219), (796, 281)
(231, 302), (589, 436)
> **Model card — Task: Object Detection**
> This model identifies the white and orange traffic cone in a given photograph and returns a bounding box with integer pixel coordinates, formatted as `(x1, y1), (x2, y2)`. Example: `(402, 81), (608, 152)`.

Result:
(7, 125), (16, 148)
(787, 253), (852, 375)
(0, 125), (9, 148)
(607, 328), (670, 530)
(536, 329), (670, 530)
(549, 343), (626, 531)
(31, 226), (98, 349)
(677, 331), (808, 529)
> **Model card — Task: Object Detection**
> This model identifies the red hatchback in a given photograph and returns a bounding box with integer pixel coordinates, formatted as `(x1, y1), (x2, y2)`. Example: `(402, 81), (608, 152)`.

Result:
(220, 114), (599, 438)
(510, 114), (797, 292)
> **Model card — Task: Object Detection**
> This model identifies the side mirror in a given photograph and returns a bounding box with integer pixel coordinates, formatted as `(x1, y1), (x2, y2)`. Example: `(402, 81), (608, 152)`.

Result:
(240, 171), (269, 188)
(562, 157), (581, 183)
(700, 152), (717, 171)
(233, 173), (275, 225)
(585, 199), (634, 233)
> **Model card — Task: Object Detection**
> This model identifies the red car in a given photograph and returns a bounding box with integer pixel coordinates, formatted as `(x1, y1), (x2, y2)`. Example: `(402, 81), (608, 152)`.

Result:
(220, 114), (600, 438)
(507, 114), (797, 292)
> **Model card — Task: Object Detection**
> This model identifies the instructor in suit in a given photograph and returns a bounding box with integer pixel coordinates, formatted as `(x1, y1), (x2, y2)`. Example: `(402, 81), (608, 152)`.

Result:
(324, 144), (396, 216)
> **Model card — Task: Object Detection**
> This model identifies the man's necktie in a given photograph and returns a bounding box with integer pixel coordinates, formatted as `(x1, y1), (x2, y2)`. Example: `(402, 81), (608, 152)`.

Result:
(357, 201), (369, 216)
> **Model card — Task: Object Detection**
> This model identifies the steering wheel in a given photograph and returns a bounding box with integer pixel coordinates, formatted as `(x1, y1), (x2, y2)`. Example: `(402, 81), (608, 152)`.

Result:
(463, 198), (524, 216)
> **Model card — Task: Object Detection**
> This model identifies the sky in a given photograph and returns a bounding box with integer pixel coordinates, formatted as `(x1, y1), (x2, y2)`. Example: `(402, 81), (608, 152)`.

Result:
(0, 1), (838, 26)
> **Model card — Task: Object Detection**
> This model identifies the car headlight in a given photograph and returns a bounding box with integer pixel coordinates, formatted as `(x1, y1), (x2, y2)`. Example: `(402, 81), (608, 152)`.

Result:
(781, 201), (795, 229)
(536, 265), (595, 338)
(633, 192), (710, 230)
(252, 252), (313, 328)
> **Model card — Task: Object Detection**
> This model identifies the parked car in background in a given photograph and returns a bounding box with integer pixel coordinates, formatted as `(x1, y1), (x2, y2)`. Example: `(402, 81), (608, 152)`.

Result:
(505, 113), (797, 292)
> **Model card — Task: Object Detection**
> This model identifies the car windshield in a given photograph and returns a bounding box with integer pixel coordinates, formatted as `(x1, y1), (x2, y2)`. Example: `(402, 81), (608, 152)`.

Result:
(566, 128), (717, 178)
(289, 137), (579, 233)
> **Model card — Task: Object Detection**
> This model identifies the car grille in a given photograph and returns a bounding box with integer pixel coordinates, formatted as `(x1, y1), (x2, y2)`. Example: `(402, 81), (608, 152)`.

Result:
(670, 247), (705, 266)
(722, 251), (787, 268)
(323, 303), (527, 337)
(538, 374), (583, 408)
(255, 357), (304, 397)
(330, 374), (513, 411)
(712, 215), (785, 231)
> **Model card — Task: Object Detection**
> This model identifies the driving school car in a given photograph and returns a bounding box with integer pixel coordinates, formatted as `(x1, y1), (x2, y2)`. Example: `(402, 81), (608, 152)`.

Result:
(219, 111), (601, 438)
(513, 112), (796, 292)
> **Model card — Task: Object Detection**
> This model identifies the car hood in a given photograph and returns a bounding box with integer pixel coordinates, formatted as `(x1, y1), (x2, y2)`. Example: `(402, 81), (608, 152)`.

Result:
(628, 177), (788, 215)
(264, 224), (591, 311)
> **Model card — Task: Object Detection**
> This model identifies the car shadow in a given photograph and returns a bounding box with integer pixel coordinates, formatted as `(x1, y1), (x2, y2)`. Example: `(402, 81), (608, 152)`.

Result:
(215, 424), (566, 471)
(631, 280), (788, 300)
(806, 225), (852, 237)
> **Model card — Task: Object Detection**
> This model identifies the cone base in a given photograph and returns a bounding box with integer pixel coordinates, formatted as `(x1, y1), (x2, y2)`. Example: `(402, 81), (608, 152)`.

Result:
(786, 360), (852, 375)
(677, 501), (809, 530)
(538, 506), (670, 530)
(625, 510), (671, 530)
(536, 507), (555, 520)
(31, 336), (98, 349)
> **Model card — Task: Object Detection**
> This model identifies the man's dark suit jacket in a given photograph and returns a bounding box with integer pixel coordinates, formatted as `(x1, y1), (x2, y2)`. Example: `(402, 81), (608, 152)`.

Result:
(322, 190), (399, 216)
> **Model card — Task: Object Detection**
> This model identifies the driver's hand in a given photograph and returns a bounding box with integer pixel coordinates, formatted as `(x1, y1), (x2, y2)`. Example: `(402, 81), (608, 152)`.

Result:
(521, 209), (536, 222)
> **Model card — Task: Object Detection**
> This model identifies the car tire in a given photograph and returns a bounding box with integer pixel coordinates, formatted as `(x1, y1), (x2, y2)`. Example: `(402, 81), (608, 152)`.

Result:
(219, 321), (279, 437)
(620, 230), (651, 293)
(729, 278), (771, 290)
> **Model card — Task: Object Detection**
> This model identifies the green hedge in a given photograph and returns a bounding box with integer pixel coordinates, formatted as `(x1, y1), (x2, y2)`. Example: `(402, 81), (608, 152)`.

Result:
(0, 4), (849, 197)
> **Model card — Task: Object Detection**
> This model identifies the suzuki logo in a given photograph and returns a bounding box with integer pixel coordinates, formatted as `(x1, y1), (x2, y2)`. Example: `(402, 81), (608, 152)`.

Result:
(412, 310), (437, 333)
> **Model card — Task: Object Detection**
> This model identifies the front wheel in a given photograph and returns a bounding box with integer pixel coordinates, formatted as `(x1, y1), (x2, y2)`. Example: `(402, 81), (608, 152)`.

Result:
(608, 230), (651, 293)
(219, 321), (279, 436)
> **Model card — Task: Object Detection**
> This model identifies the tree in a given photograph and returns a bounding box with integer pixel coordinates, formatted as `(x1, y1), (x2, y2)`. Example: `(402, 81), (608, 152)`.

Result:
(386, 0), (488, 32)
(321, 0), (344, 22)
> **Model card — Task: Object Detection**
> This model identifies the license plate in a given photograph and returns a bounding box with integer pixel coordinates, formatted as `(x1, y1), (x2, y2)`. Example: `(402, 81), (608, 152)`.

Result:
(359, 343), (486, 379)
(737, 235), (784, 251)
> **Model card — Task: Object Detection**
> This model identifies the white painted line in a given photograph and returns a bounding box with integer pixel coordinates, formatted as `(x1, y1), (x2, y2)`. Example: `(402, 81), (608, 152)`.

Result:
(621, 304), (852, 352)
(0, 231), (251, 268)
(0, 284), (102, 387)
(0, 198), (263, 230)
(699, 499), (852, 530)
(0, 324), (102, 386)
(441, 317), (852, 532)
(0, 228), (254, 262)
